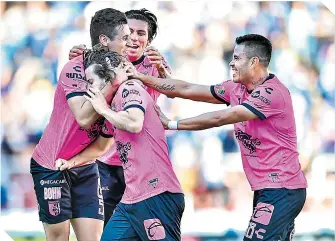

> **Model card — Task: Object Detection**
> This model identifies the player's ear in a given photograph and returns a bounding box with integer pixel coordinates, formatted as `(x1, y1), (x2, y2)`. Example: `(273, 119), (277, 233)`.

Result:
(250, 57), (259, 68)
(99, 34), (109, 47)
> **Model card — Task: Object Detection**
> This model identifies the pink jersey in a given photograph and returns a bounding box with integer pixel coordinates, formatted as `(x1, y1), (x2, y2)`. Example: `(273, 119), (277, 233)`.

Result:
(99, 55), (171, 166)
(107, 80), (182, 204)
(211, 74), (307, 190)
(32, 56), (110, 170)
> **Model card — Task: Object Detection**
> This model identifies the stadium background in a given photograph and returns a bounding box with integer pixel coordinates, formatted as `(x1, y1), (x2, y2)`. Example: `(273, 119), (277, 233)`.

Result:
(1, 1), (334, 240)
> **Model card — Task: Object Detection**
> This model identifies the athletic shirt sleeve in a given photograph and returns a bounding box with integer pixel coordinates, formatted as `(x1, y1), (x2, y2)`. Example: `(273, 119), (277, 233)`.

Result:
(210, 80), (236, 106)
(242, 85), (284, 120)
(59, 59), (88, 99)
(121, 82), (149, 114)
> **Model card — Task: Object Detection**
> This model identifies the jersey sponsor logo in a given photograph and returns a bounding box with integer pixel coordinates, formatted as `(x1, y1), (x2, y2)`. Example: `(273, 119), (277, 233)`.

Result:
(251, 90), (271, 105)
(73, 66), (81, 72)
(126, 81), (134, 86)
(122, 99), (143, 108)
(148, 178), (158, 188)
(122, 89), (130, 98)
(141, 63), (153, 69)
(251, 202), (274, 225)
(251, 90), (261, 98)
(143, 219), (166, 240)
(65, 72), (85, 81)
(116, 141), (131, 165)
(40, 179), (66, 186)
(44, 187), (62, 200)
(235, 129), (261, 154)
(265, 87), (273, 94)
(129, 89), (140, 96)
(48, 200), (61, 216)
(258, 95), (271, 105)
(268, 173), (280, 182)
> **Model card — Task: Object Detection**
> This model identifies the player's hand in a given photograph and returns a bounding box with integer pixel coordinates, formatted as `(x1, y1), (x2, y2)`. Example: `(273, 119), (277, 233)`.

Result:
(56, 158), (74, 171)
(154, 104), (170, 129)
(106, 58), (134, 83)
(69, 44), (86, 60)
(123, 61), (143, 80)
(144, 46), (164, 69)
(84, 87), (110, 115)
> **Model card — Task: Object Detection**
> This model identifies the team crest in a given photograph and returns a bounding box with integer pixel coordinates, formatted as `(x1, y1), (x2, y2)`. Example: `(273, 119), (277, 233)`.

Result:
(215, 84), (225, 95)
(48, 201), (61, 216)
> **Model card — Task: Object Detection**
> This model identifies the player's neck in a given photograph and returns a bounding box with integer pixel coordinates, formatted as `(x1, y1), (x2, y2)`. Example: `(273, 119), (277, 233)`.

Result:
(245, 70), (269, 92)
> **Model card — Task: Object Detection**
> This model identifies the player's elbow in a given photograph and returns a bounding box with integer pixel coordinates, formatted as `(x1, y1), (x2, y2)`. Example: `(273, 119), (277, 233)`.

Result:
(77, 118), (92, 130)
(127, 121), (143, 134)
(216, 108), (240, 126)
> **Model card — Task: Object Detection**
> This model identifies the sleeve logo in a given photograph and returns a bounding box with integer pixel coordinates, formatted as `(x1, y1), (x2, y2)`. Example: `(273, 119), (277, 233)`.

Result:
(215, 84), (225, 95)
(122, 89), (130, 98)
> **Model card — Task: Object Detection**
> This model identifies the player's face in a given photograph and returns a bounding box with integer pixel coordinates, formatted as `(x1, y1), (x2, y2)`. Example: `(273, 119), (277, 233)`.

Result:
(126, 19), (149, 62)
(229, 44), (253, 84)
(106, 24), (132, 56)
(85, 64), (109, 90)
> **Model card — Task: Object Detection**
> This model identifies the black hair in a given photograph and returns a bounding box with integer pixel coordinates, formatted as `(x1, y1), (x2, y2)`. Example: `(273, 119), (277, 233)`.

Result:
(235, 34), (272, 67)
(84, 49), (125, 83)
(125, 8), (158, 43)
(90, 8), (128, 46)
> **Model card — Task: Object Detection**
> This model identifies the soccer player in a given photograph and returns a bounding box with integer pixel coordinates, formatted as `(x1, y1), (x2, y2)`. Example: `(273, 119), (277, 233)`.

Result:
(30, 9), (131, 241)
(59, 66), (184, 239)
(131, 34), (308, 241)
(68, 8), (172, 227)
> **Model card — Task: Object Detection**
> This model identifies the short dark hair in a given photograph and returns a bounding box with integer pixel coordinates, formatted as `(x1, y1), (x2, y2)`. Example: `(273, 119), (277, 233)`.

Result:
(84, 50), (125, 83)
(235, 34), (272, 67)
(90, 8), (128, 46)
(125, 8), (158, 43)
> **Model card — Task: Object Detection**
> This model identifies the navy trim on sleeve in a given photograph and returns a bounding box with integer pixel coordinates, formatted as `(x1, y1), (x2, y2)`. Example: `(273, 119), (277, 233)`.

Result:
(100, 132), (113, 138)
(123, 104), (145, 114)
(241, 103), (266, 120)
(210, 86), (230, 106)
(66, 92), (88, 100)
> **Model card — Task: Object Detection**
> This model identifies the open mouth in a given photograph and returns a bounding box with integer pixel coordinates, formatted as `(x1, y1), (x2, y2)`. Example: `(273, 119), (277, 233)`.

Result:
(127, 44), (139, 50)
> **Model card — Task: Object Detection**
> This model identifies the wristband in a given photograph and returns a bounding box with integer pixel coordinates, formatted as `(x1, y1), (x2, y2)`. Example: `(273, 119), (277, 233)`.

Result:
(168, 120), (179, 130)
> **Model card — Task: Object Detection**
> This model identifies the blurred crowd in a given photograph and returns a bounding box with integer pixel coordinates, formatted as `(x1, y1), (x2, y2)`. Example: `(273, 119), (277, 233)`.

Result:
(1, 0), (334, 234)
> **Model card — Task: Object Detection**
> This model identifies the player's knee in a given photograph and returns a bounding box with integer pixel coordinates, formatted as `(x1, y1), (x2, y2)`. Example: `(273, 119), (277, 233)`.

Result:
(44, 223), (69, 241)
(46, 230), (68, 241)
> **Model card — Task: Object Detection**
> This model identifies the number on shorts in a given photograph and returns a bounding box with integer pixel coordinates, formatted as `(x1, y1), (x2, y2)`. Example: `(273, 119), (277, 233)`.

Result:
(245, 221), (257, 239)
(97, 178), (104, 215)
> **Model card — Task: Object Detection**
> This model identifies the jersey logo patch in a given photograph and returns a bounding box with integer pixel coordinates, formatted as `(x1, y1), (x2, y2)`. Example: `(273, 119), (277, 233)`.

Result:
(235, 129), (261, 154)
(116, 141), (132, 165)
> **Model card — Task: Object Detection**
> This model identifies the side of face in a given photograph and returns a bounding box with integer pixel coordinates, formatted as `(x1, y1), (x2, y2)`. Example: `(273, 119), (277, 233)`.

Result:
(85, 64), (109, 90)
(126, 19), (149, 62)
(229, 44), (254, 83)
(102, 24), (132, 56)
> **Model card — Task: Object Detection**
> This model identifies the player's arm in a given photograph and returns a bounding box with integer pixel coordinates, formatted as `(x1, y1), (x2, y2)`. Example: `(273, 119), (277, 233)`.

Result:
(99, 108), (144, 134)
(131, 67), (222, 103)
(67, 84), (114, 129)
(156, 104), (258, 131)
(56, 135), (113, 170)
(85, 87), (145, 134)
(60, 60), (115, 129)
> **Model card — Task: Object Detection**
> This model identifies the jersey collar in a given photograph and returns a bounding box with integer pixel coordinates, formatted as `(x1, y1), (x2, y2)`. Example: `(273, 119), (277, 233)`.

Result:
(131, 55), (145, 66)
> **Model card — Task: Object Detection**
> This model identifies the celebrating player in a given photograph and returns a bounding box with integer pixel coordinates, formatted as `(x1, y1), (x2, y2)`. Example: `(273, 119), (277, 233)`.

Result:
(30, 8), (131, 241)
(68, 8), (172, 227)
(131, 34), (307, 241)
